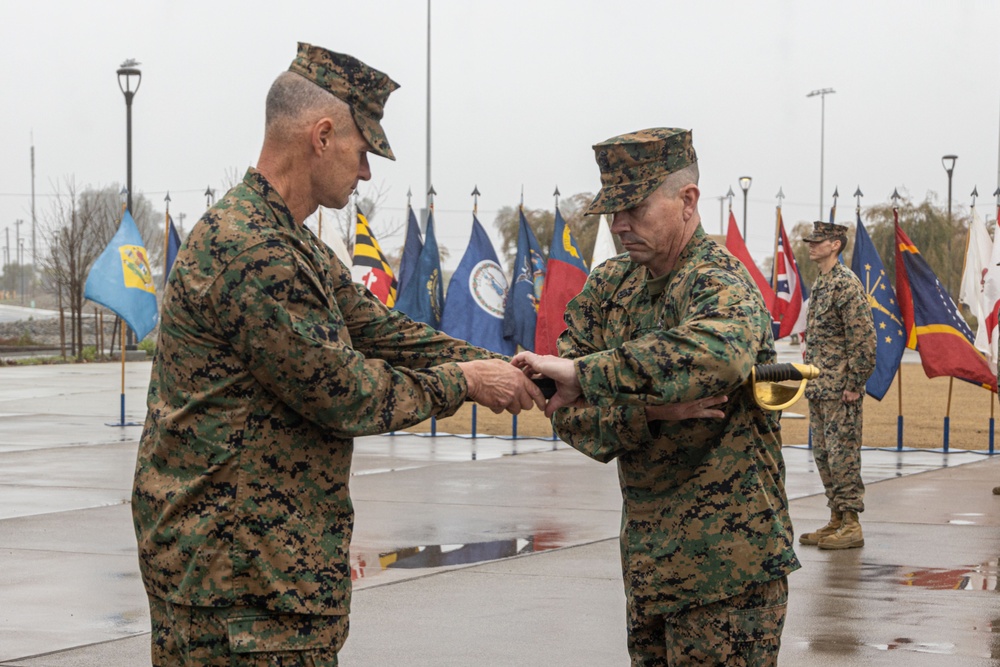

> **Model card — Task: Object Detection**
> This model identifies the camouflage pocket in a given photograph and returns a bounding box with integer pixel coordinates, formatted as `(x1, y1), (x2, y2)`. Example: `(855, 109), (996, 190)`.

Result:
(728, 601), (785, 644)
(227, 612), (347, 656)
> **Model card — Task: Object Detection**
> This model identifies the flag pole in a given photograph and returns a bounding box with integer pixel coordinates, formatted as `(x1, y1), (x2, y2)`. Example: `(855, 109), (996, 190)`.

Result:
(771, 189), (783, 293)
(469, 185), (481, 442)
(428, 185), (437, 438)
(891, 191), (904, 450)
(163, 192), (171, 282)
(119, 191), (128, 427)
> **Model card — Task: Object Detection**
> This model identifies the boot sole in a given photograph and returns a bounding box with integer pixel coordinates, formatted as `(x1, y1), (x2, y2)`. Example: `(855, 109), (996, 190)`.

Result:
(798, 535), (832, 546)
(818, 539), (865, 550)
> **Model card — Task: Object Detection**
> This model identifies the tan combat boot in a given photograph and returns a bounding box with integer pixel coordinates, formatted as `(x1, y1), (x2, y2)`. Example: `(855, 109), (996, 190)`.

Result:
(798, 511), (843, 546)
(818, 511), (864, 550)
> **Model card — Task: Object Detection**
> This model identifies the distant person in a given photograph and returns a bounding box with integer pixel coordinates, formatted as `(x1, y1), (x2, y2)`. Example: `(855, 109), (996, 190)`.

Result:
(514, 128), (800, 666)
(132, 43), (543, 665)
(799, 222), (876, 550)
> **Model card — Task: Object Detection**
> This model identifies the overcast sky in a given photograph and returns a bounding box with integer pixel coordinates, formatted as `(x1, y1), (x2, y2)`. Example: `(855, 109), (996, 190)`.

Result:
(2, 0), (999, 270)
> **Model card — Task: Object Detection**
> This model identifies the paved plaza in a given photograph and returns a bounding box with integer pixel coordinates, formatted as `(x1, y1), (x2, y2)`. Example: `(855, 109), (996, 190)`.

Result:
(1, 361), (999, 666)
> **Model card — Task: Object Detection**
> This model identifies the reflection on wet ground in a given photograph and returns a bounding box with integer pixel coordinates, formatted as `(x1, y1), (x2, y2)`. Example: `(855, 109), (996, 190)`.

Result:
(352, 530), (566, 581)
(897, 558), (1000, 591)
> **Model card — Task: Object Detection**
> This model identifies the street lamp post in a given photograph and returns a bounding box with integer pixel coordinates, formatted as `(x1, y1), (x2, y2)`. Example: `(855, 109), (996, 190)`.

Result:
(117, 59), (141, 349)
(807, 88), (836, 219)
(942, 154), (957, 295)
(739, 176), (752, 239)
(18, 239), (25, 305)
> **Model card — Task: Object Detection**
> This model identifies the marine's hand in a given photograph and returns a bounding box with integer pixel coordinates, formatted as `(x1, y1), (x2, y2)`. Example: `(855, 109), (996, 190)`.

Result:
(646, 395), (727, 422)
(842, 389), (861, 404)
(511, 352), (583, 418)
(458, 359), (546, 414)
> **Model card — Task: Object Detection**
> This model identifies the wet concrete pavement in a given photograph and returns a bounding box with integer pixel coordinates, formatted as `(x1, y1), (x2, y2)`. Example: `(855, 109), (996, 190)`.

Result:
(1, 362), (998, 665)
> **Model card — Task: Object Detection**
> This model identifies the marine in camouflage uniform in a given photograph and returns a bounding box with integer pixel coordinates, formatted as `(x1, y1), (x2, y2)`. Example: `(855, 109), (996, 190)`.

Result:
(514, 128), (800, 666)
(132, 43), (541, 666)
(800, 221), (876, 550)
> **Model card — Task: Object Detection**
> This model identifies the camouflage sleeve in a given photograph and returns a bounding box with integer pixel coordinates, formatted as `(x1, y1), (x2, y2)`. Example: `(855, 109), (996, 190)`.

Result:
(840, 276), (877, 393)
(210, 241), (469, 436)
(333, 264), (502, 368)
(551, 275), (658, 462)
(575, 271), (759, 407)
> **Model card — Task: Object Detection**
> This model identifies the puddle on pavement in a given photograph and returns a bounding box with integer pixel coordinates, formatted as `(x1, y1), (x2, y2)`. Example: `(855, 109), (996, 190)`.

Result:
(870, 638), (956, 654)
(897, 557), (999, 591)
(351, 529), (566, 581)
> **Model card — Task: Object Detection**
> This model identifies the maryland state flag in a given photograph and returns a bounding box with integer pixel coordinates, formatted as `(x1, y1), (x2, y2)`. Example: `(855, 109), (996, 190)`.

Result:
(894, 216), (996, 390)
(84, 210), (159, 340)
(535, 208), (588, 355)
(351, 210), (398, 306)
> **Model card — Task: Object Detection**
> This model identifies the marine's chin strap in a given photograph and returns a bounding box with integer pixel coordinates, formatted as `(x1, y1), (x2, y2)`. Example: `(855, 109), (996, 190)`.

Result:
(750, 363), (821, 411)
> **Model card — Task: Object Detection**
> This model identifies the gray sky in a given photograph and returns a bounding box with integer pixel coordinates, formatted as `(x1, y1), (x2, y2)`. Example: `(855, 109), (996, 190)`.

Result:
(2, 0), (999, 270)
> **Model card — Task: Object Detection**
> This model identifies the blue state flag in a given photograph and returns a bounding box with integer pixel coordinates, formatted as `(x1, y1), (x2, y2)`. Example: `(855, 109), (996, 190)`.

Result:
(164, 214), (182, 287)
(441, 215), (515, 355)
(396, 205), (423, 295)
(395, 209), (443, 327)
(84, 210), (159, 341)
(502, 208), (545, 350)
(850, 213), (904, 399)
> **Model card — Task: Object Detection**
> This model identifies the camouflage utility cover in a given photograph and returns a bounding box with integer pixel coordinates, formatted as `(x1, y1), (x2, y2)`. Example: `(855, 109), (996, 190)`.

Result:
(553, 226), (800, 615)
(133, 168), (494, 615)
(585, 128), (697, 215)
(803, 221), (849, 243)
(804, 262), (876, 399)
(288, 42), (400, 160)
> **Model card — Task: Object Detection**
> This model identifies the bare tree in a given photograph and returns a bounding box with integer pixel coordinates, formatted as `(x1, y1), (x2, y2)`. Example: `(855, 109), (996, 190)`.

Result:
(39, 180), (162, 359)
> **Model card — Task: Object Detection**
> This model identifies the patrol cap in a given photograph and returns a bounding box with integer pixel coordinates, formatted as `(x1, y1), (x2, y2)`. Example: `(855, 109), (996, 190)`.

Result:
(803, 221), (849, 243)
(288, 42), (400, 160)
(585, 128), (697, 215)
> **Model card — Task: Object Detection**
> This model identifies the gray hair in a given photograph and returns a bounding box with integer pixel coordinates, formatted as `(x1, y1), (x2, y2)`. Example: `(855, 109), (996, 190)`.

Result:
(658, 162), (700, 196)
(264, 71), (353, 139)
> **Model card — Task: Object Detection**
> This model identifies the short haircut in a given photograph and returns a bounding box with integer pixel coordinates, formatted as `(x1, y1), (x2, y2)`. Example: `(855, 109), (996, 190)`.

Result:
(832, 234), (848, 254)
(659, 162), (700, 196)
(264, 71), (353, 138)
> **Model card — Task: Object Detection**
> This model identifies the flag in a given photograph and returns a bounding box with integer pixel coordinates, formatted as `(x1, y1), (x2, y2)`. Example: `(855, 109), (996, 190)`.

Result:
(351, 210), (397, 307)
(441, 215), (515, 355)
(589, 214), (618, 270)
(396, 205), (423, 295)
(894, 216), (996, 390)
(725, 210), (776, 312)
(770, 210), (804, 339)
(394, 208), (443, 327)
(503, 208), (545, 351)
(315, 210), (352, 267)
(980, 206), (1000, 373)
(850, 213), (905, 399)
(958, 206), (994, 363)
(535, 208), (589, 355)
(84, 210), (159, 341)
(164, 214), (181, 287)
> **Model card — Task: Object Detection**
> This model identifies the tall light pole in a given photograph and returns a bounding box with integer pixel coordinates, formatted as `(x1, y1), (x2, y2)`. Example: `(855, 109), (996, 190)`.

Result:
(13, 219), (22, 300)
(739, 176), (752, 239)
(942, 154), (957, 295)
(18, 239), (25, 305)
(807, 88), (836, 219)
(117, 59), (141, 349)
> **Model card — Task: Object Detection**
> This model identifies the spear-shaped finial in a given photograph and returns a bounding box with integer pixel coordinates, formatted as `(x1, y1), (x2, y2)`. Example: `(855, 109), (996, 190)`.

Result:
(970, 186), (979, 208)
(891, 188), (901, 209)
(775, 187), (785, 207)
(204, 185), (215, 208)
(726, 186), (735, 210)
(553, 185), (561, 211)
(471, 185), (481, 215)
(164, 191), (171, 211)
(406, 186), (412, 211)
(854, 186), (863, 211)
(520, 185), (524, 208)
(832, 186), (839, 201)
(994, 186), (1000, 207)
(427, 185), (437, 210)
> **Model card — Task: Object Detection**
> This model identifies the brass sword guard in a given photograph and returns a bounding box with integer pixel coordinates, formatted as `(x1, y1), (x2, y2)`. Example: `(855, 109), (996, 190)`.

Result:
(750, 363), (821, 411)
